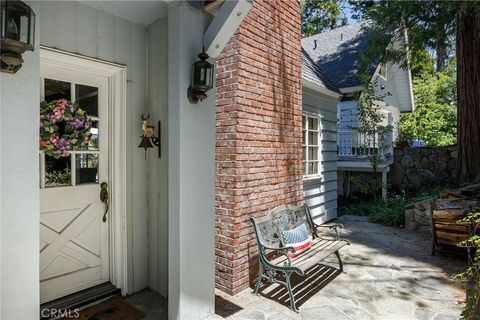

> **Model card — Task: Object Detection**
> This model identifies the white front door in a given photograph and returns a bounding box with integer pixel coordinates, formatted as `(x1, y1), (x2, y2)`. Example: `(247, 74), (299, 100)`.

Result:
(39, 59), (110, 303)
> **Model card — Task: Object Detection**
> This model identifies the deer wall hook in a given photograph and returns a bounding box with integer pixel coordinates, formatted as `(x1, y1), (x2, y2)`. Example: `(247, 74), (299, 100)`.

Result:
(141, 114), (156, 136)
(138, 114), (161, 159)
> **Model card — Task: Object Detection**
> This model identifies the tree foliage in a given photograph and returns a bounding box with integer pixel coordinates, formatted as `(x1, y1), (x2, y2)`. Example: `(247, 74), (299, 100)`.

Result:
(302, 0), (348, 37)
(350, 1), (458, 71)
(399, 52), (457, 146)
(354, 63), (392, 200)
(350, 1), (480, 183)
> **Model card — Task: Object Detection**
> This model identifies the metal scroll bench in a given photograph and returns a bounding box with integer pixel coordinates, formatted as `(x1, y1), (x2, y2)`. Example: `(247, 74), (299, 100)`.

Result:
(250, 204), (350, 312)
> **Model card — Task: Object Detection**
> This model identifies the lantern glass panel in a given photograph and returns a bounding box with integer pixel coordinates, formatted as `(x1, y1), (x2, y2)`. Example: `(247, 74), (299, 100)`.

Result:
(1, 1), (5, 38)
(205, 65), (213, 87)
(193, 63), (204, 87)
(1, 1), (34, 47)
(200, 66), (206, 83)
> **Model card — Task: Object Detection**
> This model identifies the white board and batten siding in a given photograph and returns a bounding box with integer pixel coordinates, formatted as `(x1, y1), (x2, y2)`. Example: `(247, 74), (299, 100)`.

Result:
(302, 87), (339, 224)
(146, 17), (169, 298)
(38, 1), (150, 294)
(1, 2), (40, 318)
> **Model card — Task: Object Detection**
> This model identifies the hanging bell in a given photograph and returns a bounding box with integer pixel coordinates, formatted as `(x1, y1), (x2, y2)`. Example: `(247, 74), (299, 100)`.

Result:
(138, 136), (154, 159)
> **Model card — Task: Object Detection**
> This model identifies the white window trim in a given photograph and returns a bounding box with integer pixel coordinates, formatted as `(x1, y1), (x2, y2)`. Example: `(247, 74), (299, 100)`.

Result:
(377, 63), (387, 80)
(302, 112), (322, 180)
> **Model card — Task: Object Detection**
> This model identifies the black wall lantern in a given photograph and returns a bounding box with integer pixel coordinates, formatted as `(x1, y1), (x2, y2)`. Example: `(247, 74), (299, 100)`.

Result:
(187, 48), (214, 104)
(0, 0), (35, 74)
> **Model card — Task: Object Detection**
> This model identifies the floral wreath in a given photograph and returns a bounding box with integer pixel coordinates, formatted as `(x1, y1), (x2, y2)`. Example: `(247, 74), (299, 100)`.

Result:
(40, 99), (91, 158)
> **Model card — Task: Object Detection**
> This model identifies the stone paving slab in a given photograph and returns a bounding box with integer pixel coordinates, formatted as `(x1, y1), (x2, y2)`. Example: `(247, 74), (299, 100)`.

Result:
(210, 215), (467, 320)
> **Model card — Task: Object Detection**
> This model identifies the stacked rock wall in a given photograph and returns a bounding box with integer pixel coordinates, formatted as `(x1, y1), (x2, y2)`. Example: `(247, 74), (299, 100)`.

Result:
(390, 146), (457, 190)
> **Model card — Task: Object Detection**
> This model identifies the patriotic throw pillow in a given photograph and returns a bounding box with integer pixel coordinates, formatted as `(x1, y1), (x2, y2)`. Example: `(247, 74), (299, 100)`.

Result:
(281, 223), (312, 258)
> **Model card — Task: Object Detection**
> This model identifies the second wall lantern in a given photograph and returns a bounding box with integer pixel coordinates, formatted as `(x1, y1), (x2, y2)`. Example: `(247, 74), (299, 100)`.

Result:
(187, 48), (214, 104)
(0, 0), (35, 74)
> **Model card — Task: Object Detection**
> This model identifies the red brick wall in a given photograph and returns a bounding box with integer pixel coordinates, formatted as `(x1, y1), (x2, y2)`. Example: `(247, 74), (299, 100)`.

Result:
(215, 0), (303, 295)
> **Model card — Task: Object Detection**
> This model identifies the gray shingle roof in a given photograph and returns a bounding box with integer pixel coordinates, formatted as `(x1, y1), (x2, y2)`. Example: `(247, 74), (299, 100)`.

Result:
(302, 22), (378, 89)
(302, 48), (340, 93)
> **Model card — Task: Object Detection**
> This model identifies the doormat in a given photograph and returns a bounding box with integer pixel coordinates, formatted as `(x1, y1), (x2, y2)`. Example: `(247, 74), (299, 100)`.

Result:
(63, 296), (145, 320)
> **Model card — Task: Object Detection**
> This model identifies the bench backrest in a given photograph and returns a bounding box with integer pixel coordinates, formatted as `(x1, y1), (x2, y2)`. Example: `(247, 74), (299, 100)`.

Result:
(251, 204), (315, 249)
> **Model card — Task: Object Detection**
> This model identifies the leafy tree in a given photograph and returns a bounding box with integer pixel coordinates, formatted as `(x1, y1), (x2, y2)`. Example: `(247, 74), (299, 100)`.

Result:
(350, 1), (480, 183)
(302, 0), (348, 37)
(399, 55), (457, 146)
(409, 49), (435, 80)
(351, 1), (455, 72)
(354, 64), (392, 201)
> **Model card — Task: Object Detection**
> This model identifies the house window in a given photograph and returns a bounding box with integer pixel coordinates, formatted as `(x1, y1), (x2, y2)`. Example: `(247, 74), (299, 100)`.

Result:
(302, 114), (320, 177)
(378, 63), (387, 79)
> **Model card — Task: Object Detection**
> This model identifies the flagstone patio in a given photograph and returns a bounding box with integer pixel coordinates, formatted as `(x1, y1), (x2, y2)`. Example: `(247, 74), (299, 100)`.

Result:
(128, 215), (468, 320)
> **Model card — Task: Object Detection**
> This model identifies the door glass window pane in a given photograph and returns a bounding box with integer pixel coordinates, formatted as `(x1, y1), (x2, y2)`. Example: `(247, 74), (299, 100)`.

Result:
(76, 154), (99, 184)
(45, 156), (71, 187)
(75, 120), (99, 151)
(88, 120), (99, 150)
(44, 79), (71, 102)
(75, 84), (98, 117)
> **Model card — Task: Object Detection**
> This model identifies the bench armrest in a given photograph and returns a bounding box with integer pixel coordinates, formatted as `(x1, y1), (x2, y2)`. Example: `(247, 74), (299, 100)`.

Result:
(260, 244), (295, 267)
(314, 223), (344, 240)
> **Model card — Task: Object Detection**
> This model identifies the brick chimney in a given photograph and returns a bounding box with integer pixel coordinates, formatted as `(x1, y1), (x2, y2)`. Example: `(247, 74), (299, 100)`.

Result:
(215, 0), (303, 295)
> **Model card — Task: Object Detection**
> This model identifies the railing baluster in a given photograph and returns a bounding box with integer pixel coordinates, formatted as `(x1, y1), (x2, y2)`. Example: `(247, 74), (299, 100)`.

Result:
(338, 128), (390, 159)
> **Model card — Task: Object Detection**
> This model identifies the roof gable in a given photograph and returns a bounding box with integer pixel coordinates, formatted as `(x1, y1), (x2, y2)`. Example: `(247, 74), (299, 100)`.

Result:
(301, 49), (339, 94)
(302, 23), (379, 89)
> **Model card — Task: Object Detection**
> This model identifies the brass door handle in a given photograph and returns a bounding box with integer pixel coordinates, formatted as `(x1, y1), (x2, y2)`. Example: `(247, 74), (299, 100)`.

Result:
(100, 182), (109, 222)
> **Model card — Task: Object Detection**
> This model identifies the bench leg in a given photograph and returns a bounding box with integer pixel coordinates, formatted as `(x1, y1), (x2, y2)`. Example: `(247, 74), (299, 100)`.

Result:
(254, 263), (264, 294)
(335, 251), (343, 272)
(285, 272), (299, 313)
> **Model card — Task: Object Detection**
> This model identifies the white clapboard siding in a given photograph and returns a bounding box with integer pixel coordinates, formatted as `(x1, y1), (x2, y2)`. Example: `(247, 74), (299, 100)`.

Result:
(38, 1), (150, 294)
(376, 62), (413, 113)
(302, 87), (339, 224)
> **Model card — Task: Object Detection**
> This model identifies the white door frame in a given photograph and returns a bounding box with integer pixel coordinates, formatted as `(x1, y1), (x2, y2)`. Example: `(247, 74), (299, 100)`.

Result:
(40, 47), (130, 295)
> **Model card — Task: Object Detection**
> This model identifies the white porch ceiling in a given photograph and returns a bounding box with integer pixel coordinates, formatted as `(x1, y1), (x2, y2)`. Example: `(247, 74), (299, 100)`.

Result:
(79, 1), (171, 26)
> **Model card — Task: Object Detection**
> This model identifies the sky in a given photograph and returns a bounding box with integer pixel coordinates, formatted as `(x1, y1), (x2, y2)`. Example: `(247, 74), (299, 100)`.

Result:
(341, 1), (360, 25)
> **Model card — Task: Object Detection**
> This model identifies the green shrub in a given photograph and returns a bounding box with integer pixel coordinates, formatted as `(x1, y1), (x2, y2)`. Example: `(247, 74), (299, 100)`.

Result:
(338, 195), (406, 227)
(368, 195), (406, 226)
(338, 182), (478, 227)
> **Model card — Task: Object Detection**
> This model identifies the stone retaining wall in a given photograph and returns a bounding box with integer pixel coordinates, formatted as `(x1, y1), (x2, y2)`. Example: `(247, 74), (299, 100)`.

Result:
(390, 146), (457, 189)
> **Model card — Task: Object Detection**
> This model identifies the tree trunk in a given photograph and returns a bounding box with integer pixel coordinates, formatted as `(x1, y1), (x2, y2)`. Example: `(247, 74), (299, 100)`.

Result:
(435, 2), (447, 72)
(456, 5), (480, 182)
(331, 17), (337, 30)
(436, 26), (447, 72)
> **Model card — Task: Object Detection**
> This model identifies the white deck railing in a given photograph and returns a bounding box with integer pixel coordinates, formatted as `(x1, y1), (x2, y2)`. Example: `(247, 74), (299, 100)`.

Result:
(337, 129), (393, 160)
